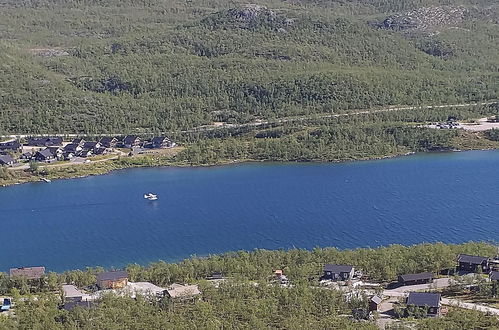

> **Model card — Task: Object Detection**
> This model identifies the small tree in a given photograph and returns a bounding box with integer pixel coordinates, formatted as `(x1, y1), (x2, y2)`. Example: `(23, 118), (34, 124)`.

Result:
(29, 161), (39, 173)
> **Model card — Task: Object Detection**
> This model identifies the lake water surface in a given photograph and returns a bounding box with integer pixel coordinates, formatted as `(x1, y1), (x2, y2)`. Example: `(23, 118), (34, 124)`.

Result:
(1, 150), (498, 272)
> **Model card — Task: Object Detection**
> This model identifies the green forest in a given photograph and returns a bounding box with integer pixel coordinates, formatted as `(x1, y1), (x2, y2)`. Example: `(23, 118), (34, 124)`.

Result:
(0, 0), (498, 134)
(0, 242), (498, 329)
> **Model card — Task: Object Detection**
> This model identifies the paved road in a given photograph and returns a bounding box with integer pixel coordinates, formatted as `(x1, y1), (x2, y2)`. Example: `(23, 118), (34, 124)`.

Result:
(383, 278), (453, 297)
(2, 101), (497, 138)
(441, 298), (499, 315)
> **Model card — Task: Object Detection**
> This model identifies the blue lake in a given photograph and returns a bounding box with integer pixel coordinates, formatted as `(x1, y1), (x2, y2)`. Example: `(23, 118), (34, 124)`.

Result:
(1, 150), (498, 272)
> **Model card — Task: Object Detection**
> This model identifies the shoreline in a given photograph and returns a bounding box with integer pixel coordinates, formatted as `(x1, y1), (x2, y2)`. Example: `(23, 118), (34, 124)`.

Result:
(2, 147), (499, 188)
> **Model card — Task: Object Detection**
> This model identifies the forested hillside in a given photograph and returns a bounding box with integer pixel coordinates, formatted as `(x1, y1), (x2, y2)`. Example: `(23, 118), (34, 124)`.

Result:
(0, 0), (498, 134)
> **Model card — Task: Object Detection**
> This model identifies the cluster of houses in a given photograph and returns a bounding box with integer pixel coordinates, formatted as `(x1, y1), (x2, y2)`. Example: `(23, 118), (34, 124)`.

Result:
(321, 253), (499, 317)
(3, 252), (498, 318)
(0, 135), (174, 166)
(3, 266), (201, 312)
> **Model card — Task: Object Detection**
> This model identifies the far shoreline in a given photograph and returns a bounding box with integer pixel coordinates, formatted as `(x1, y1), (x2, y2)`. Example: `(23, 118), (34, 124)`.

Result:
(2, 147), (499, 188)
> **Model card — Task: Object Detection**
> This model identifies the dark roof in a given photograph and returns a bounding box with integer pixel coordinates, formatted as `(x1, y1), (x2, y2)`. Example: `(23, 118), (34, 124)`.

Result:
(99, 137), (117, 143)
(324, 264), (353, 273)
(62, 301), (97, 311)
(152, 136), (170, 144)
(490, 271), (499, 281)
(27, 137), (63, 146)
(123, 135), (140, 144)
(457, 254), (489, 265)
(0, 141), (21, 150)
(64, 144), (79, 152)
(0, 154), (14, 165)
(36, 149), (54, 158)
(407, 292), (441, 308)
(399, 272), (433, 282)
(10, 266), (45, 279)
(96, 270), (128, 282)
(83, 142), (99, 149)
(93, 147), (106, 155)
(72, 138), (85, 145)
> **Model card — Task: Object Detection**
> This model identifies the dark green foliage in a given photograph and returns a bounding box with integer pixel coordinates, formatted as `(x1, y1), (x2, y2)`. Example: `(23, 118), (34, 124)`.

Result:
(0, 0), (498, 134)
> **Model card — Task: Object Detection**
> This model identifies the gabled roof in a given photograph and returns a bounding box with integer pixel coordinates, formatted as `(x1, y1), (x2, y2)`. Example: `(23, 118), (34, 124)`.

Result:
(399, 272), (433, 282)
(123, 135), (140, 144)
(64, 144), (80, 152)
(371, 295), (382, 304)
(0, 141), (21, 150)
(490, 271), (499, 281)
(407, 292), (441, 308)
(457, 254), (489, 265)
(96, 270), (128, 282)
(99, 137), (117, 144)
(10, 266), (45, 279)
(36, 148), (54, 158)
(324, 264), (353, 273)
(83, 142), (99, 149)
(72, 138), (85, 145)
(0, 154), (14, 164)
(152, 136), (170, 144)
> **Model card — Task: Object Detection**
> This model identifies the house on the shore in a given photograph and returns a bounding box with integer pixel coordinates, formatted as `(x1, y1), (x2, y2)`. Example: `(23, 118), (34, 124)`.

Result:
(0, 141), (21, 152)
(99, 137), (118, 149)
(96, 271), (128, 290)
(83, 141), (101, 151)
(457, 254), (489, 273)
(34, 149), (56, 162)
(0, 154), (15, 166)
(398, 272), (434, 286)
(406, 292), (441, 316)
(20, 152), (32, 161)
(27, 137), (62, 147)
(165, 283), (201, 302)
(122, 135), (141, 148)
(64, 143), (82, 154)
(62, 284), (91, 303)
(322, 264), (355, 281)
(149, 136), (173, 149)
(10, 266), (45, 280)
(72, 138), (86, 146)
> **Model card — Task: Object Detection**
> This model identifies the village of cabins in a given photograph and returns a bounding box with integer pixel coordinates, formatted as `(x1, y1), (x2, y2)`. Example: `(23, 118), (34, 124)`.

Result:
(0, 135), (175, 167)
(1, 253), (498, 318)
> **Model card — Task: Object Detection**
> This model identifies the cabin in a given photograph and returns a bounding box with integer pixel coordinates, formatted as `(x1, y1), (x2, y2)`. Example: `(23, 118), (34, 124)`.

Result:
(99, 137), (118, 148)
(77, 149), (93, 158)
(93, 147), (107, 155)
(150, 136), (173, 149)
(206, 272), (224, 280)
(62, 284), (90, 303)
(490, 271), (499, 281)
(34, 149), (56, 162)
(0, 141), (21, 152)
(369, 295), (382, 312)
(166, 283), (201, 302)
(323, 264), (355, 281)
(0, 154), (15, 166)
(406, 292), (441, 316)
(82, 141), (101, 151)
(20, 152), (32, 161)
(122, 135), (141, 148)
(457, 254), (489, 273)
(96, 271), (128, 290)
(10, 266), (45, 280)
(72, 138), (86, 146)
(27, 137), (62, 147)
(398, 272), (434, 286)
(47, 146), (63, 160)
(64, 143), (82, 153)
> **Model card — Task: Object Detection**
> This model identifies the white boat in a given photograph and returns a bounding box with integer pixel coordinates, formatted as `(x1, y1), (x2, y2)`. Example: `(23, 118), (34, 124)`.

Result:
(41, 178), (51, 183)
(144, 193), (158, 201)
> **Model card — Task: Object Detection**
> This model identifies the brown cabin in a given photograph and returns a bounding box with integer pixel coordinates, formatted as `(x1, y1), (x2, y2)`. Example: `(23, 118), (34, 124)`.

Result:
(96, 270), (128, 289)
